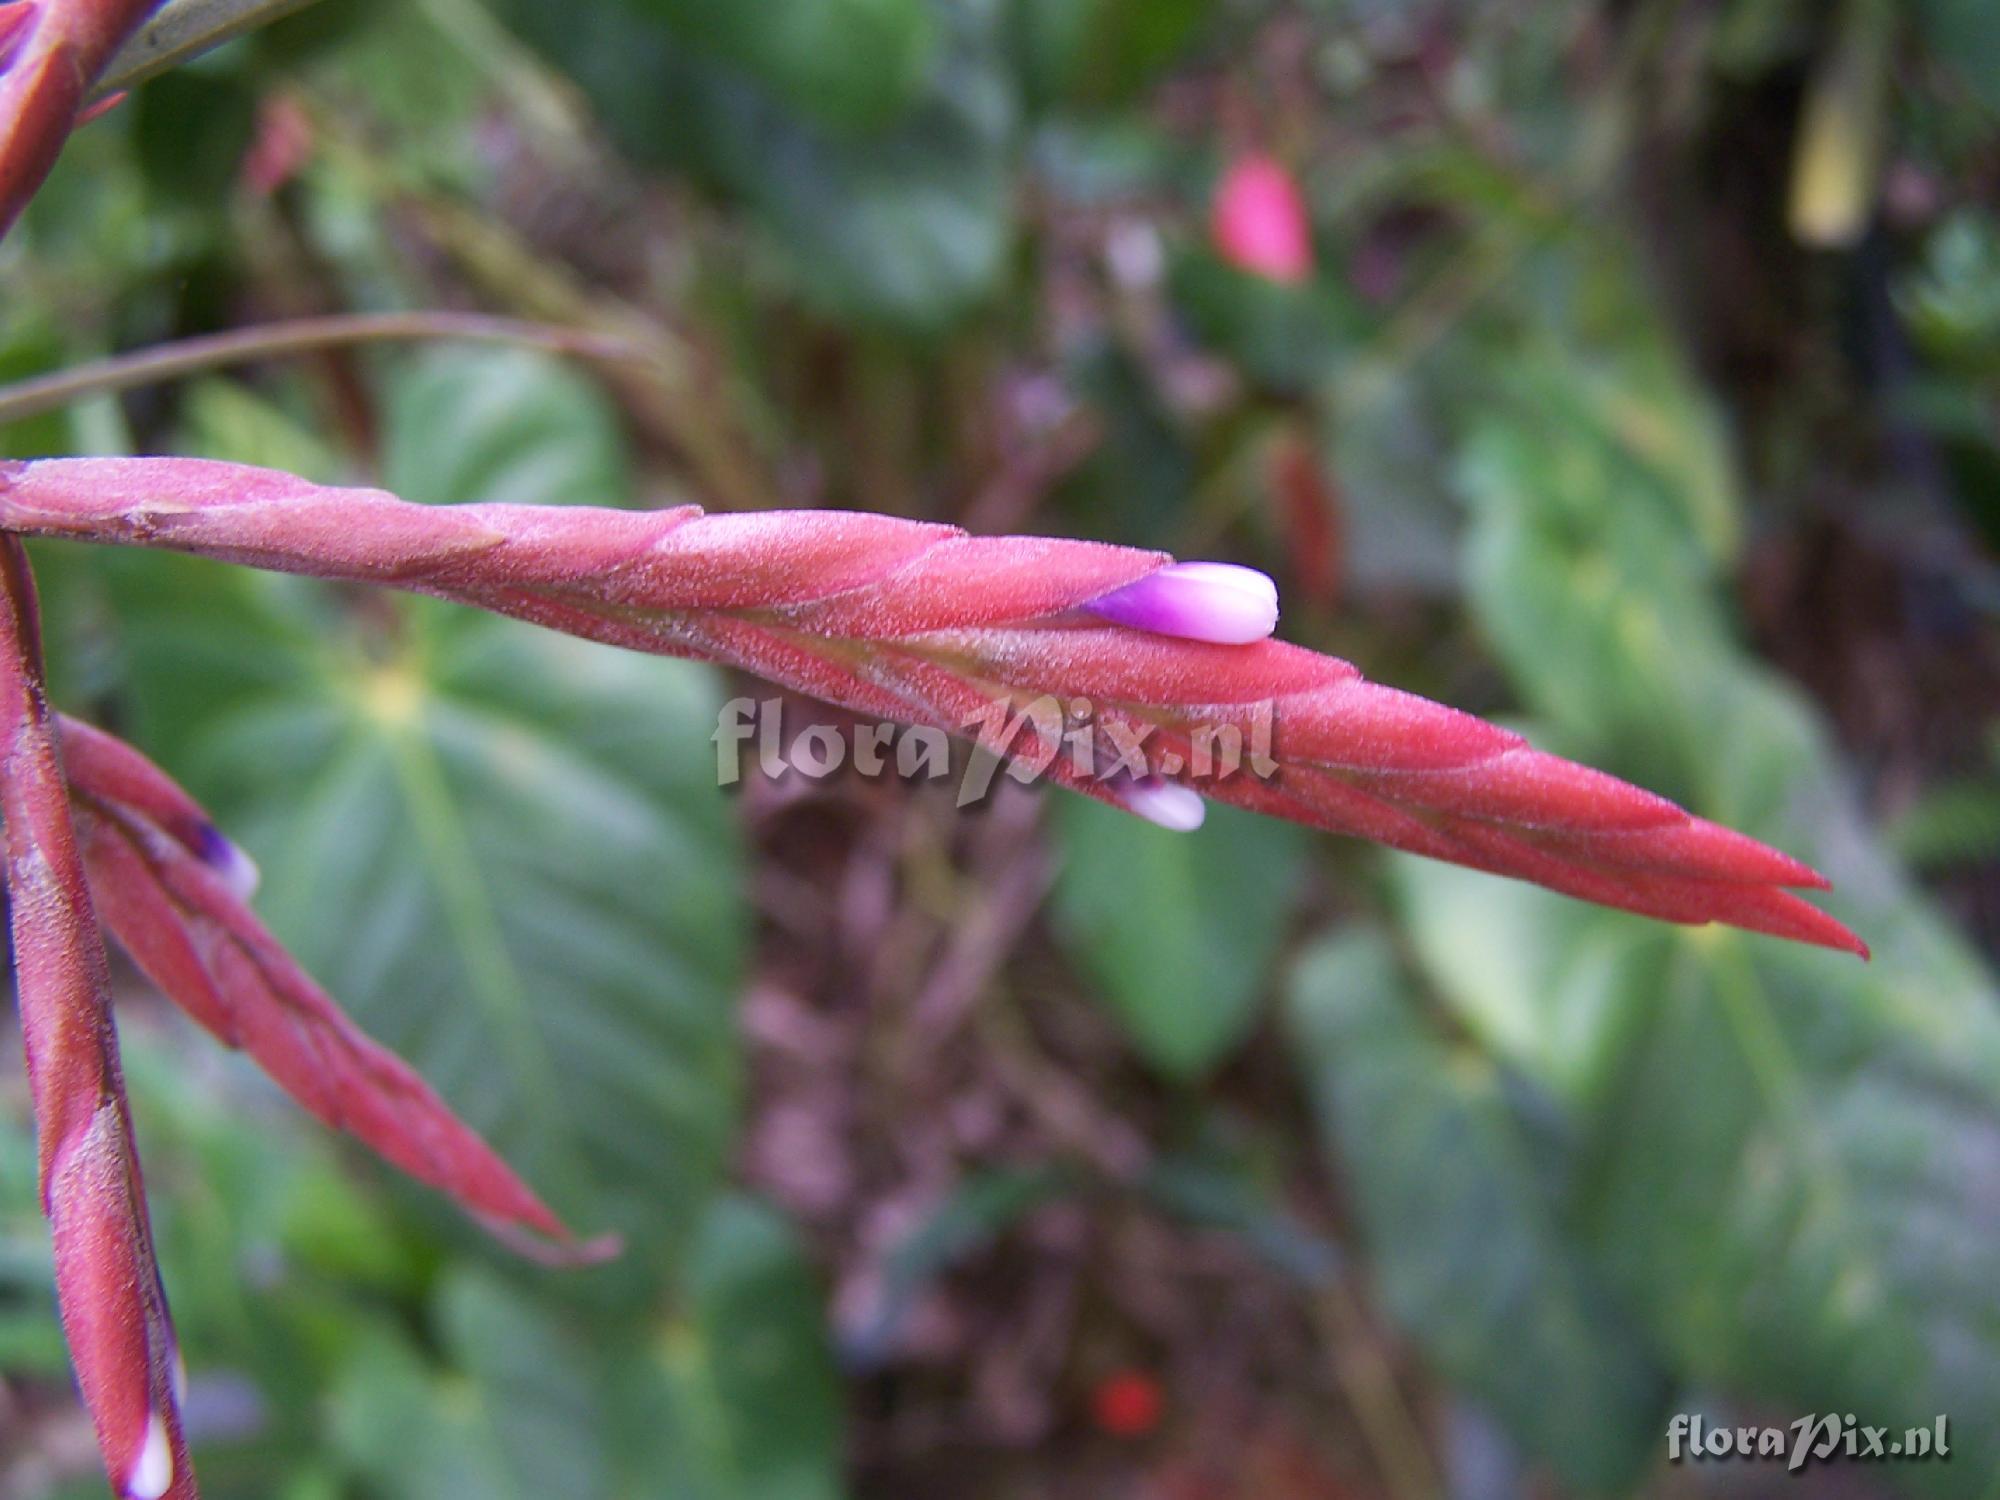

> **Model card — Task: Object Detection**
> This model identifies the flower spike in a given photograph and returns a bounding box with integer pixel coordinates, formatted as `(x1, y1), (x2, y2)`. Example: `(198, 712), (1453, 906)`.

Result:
(0, 457), (1866, 955)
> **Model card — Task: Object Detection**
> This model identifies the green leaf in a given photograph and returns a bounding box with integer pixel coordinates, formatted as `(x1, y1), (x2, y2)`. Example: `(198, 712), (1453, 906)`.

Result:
(617, 0), (939, 132)
(1171, 253), (1362, 395)
(1889, 775), (2000, 871)
(1288, 931), (1667, 1490)
(1457, 363), (1740, 772)
(1579, 931), (2000, 1497)
(620, 1196), (846, 1500)
(1897, 211), (2000, 379)
(1007, 0), (1214, 108)
(178, 378), (345, 482)
(1390, 857), (1671, 1107)
(1050, 795), (1304, 1078)
(673, 53), (1015, 330)
(292, 0), (494, 183)
(329, 1273), (611, 1500)
(493, 0), (1014, 329)
(383, 347), (633, 509)
(437, 1271), (614, 1497)
(1389, 667), (2000, 1493)
(134, 66), (260, 219)
(1917, 0), (2000, 113)
(0, 315), (76, 460)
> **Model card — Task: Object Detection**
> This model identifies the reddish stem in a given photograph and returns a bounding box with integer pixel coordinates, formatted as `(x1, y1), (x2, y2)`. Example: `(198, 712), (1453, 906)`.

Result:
(0, 536), (195, 1498)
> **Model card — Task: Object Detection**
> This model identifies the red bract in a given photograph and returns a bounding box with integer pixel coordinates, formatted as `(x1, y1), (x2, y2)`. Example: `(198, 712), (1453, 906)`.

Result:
(0, 0), (156, 236)
(1210, 153), (1314, 285)
(60, 715), (606, 1261)
(0, 538), (193, 1500)
(0, 457), (1866, 956)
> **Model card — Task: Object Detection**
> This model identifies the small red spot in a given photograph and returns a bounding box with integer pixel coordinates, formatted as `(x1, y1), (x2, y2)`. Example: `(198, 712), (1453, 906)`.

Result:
(1090, 1369), (1164, 1438)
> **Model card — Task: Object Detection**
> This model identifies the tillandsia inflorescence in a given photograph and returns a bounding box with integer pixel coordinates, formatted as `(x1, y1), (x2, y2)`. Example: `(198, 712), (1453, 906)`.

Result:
(0, 457), (1865, 959)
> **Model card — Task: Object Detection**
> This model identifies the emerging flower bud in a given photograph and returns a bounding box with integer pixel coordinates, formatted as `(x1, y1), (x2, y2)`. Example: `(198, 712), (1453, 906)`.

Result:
(1083, 562), (1279, 645)
(1115, 777), (1206, 832)
(195, 823), (260, 902)
(1210, 153), (1314, 285)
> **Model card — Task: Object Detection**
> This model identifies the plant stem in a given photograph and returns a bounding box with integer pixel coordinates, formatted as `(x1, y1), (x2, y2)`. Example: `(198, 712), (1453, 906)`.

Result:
(0, 312), (651, 429)
(0, 534), (194, 1498)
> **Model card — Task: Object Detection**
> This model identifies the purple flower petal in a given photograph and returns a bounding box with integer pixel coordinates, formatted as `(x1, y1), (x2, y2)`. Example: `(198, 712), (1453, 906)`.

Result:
(195, 824), (260, 901)
(1083, 562), (1278, 645)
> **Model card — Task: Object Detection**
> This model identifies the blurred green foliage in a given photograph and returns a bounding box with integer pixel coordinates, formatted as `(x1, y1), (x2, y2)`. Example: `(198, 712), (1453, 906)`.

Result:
(2, 0), (1999, 1496)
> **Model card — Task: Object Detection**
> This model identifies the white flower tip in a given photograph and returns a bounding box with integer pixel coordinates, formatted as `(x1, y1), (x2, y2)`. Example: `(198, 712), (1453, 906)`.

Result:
(1117, 778), (1206, 832)
(1084, 562), (1279, 645)
(125, 1412), (172, 1500)
(1167, 562), (1280, 641)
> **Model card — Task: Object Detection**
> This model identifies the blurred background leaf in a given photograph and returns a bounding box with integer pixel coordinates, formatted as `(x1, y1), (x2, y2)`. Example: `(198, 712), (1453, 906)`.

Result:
(1290, 931), (1667, 1491)
(1050, 797), (1304, 1079)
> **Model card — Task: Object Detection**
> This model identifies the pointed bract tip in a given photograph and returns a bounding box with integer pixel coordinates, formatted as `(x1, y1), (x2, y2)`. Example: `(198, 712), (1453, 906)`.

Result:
(472, 1213), (625, 1267)
(123, 1412), (172, 1500)
(1116, 778), (1206, 832)
(1084, 562), (1279, 645)
(75, 89), (128, 127)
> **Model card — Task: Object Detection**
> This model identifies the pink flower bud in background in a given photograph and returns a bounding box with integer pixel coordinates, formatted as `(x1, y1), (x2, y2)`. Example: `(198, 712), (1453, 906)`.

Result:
(1210, 153), (1314, 285)
(1083, 561), (1279, 644)
(239, 93), (313, 198)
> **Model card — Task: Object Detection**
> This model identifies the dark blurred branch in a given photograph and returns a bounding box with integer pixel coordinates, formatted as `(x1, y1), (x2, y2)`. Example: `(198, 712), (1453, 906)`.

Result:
(0, 312), (650, 430)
